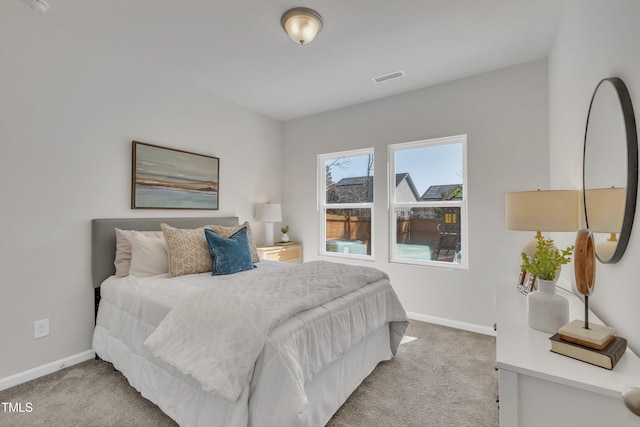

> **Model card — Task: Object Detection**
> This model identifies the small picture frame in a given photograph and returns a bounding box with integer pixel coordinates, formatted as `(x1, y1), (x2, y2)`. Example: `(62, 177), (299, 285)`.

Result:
(516, 270), (536, 295)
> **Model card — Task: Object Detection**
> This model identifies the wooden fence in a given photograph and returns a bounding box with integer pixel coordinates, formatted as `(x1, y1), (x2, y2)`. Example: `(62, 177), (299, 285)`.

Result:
(327, 215), (459, 248)
(326, 214), (371, 246)
(397, 218), (443, 246)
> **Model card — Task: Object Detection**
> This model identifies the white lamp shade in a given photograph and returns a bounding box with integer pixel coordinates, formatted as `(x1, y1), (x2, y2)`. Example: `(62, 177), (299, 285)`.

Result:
(256, 203), (282, 223)
(585, 187), (625, 233)
(505, 190), (578, 232)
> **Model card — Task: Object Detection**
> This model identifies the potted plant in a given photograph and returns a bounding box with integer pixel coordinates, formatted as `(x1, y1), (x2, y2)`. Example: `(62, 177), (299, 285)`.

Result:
(520, 237), (574, 333)
(520, 237), (574, 285)
(280, 225), (290, 243)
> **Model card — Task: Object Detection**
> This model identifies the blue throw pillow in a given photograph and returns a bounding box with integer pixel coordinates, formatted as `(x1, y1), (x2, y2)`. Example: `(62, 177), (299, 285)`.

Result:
(204, 228), (254, 275)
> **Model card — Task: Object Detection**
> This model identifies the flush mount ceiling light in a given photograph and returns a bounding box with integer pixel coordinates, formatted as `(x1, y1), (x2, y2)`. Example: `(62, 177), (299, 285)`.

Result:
(20, 0), (49, 13)
(281, 7), (323, 45)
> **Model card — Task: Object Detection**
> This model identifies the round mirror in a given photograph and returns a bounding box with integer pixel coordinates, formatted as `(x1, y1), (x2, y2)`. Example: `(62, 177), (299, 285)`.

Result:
(583, 77), (638, 263)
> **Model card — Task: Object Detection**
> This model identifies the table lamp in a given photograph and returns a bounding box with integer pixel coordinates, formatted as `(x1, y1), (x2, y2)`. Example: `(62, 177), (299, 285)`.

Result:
(255, 202), (282, 246)
(505, 189), (579, 257)
(584, 187), (625, 262)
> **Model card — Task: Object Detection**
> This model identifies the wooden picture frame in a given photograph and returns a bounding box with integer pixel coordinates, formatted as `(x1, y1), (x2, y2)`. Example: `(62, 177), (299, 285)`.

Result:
(516, 269), (536, 295)
(131, 141), (219, 210)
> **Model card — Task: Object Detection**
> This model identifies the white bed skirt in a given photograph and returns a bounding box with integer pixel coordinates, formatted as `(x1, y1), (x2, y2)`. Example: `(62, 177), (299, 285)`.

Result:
(94, 322), (391, 427)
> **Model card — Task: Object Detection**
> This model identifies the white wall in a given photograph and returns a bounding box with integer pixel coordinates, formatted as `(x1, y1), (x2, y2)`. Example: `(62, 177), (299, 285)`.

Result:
(549, 0), (640, 354)
(0, 6), (282, 379)
(282, 60), (550, 330)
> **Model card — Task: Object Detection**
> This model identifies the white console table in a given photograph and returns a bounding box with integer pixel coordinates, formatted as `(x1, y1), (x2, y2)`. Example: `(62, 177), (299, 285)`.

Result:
(496, 283), (640, 426)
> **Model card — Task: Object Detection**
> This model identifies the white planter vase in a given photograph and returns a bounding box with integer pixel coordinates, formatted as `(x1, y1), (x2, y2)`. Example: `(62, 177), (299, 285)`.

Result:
(280, 233), (290, 243)
(528, 279), (569, 333)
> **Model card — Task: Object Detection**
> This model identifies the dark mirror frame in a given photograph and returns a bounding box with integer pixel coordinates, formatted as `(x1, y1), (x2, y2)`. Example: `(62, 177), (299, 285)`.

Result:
(583, 77), (638, 263)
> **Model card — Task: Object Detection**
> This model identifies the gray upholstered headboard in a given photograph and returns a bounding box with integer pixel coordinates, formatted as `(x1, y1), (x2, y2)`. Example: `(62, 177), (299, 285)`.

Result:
(91, 216), (239, 288)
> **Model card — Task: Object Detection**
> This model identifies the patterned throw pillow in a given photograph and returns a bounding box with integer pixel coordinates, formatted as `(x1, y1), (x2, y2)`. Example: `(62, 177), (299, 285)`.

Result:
(162, 222), (259, 277)
(204, 228), (254, 275)
(161, 224), (213, 277)
(208, 221), (260, 263)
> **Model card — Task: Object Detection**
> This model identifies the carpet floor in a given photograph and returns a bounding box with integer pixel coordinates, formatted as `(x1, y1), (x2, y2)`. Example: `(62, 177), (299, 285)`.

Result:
(0, 320), (498, 427)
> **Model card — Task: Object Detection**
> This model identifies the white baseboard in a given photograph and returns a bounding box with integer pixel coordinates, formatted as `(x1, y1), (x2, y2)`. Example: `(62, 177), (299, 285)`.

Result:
(0, 350), (95, 391)
(407, 311), (496, 337)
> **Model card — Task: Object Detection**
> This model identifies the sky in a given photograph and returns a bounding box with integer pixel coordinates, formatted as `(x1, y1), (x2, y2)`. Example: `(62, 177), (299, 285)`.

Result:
(327, 143), (463, 196)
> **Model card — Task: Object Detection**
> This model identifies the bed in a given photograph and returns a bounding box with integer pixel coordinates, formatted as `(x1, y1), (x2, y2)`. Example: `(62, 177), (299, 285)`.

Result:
(91, 217), (408, 427)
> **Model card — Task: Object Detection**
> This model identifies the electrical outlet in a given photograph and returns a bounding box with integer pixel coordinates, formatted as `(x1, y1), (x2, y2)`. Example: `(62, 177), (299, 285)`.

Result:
(34, 319), (49, 339)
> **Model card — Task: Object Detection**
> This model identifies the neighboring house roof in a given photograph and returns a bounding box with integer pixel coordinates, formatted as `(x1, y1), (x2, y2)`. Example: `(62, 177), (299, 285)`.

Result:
(332, 176), (461, 203)
(421, 184), (463, 201)
(333, 176), (374, 203)
(336, 177), (371, 186)
(395, 173), (420, 201)
(332, 173), (422, 203)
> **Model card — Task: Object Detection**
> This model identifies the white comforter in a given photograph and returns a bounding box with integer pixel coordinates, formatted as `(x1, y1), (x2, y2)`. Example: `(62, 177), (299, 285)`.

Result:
(144, 261), (401, 402)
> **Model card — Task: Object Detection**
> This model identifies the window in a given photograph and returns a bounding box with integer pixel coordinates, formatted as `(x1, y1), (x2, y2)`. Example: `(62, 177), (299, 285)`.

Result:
(318, 148), (374, 259)
(389, 135), (467, 268)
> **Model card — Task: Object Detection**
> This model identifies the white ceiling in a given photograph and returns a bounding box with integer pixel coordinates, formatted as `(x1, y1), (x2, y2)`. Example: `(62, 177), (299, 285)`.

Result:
(17, 0), (568, 121)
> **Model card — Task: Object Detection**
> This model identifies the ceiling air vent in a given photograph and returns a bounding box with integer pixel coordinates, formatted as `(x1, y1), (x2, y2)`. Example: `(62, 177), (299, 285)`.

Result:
(372, 71), (405, 84)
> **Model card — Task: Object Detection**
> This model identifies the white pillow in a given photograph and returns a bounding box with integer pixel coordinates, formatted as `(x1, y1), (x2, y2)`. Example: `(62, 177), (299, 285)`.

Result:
(128, 232), (169, 277)
(114, 228), (164, 276)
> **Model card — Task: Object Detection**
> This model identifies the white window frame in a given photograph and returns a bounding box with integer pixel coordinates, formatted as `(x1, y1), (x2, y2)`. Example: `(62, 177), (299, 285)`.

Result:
(318, 148), (375, 261)
(388, 135), (468, 269)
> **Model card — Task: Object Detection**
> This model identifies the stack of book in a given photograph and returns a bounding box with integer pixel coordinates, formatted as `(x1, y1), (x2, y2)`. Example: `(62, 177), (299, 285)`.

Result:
(549, 319), (627, 370)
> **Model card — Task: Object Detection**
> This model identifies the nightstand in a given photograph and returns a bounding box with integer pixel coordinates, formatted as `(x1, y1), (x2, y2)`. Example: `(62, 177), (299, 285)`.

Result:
(256, 243), (302, 264)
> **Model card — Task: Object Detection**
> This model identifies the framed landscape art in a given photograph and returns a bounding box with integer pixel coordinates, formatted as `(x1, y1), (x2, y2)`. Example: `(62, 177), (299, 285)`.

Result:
(132, 141), (219, 210)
